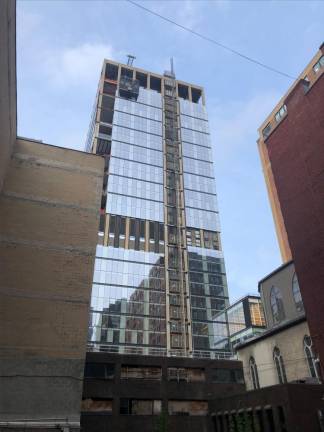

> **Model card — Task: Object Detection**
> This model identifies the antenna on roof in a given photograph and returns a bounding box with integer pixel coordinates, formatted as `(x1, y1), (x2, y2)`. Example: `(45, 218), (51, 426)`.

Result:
(127, 54), (136, 66)
(170, 57), (174, 76)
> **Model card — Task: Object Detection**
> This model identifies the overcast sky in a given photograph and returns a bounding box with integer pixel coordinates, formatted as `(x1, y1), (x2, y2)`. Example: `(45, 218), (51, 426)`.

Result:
(16, 0), (324, 301)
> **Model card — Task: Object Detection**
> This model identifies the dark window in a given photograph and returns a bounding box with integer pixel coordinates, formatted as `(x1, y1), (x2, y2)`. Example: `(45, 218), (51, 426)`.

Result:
(100, 108), (113, 124)
(209, 286), (225, 297)
(265, 408), (275, 431)
(150, 76), (161, 93)
(292, 273), (304, 312)
(99, 125), (112, 136)
(192, 308), (207, 321)
(193, 336), (209, 349)
(212, 368), (244, 384)
(105, 63), (118, 80)
(84, 363), (114, 379)
(101, 94), (115, 110)
(103, 81), (117, 96)
(270, 286), (285, 324)
(136, 71), (147, 88)
(96, 138), (111, 155)
(191, 87), (202, 104)
(178, 84), (189, 100)
(273, 347), (287, 384)
(249, 357), (260, 389)
(121, 67), (133, 78)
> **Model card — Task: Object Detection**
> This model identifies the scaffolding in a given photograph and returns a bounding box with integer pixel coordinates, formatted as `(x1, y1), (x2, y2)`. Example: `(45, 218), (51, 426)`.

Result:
(163, 66), (192, 357)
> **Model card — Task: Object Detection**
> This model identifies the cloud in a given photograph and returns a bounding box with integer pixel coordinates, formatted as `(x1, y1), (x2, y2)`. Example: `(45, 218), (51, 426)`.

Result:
(43, 42), (118, 88)
(207, 89), (281, 168)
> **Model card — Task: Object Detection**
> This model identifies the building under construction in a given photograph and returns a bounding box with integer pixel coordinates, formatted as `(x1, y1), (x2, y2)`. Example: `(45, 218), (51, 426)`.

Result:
(86, 57), (231, 359)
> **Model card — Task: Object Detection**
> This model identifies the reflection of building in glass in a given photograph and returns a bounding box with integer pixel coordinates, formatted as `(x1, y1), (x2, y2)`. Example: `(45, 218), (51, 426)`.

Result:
(215, 295), (266, 347)
(86, 60), (231, 358)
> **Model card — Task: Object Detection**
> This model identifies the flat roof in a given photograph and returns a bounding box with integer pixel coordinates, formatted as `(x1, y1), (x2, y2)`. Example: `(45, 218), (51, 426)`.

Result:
(103, 58), (204, 90)
(235, 315), (306, 350)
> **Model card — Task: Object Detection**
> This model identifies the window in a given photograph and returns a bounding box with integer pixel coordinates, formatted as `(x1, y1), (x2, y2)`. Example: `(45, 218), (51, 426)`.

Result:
(150, 76), (161, 93)
(212, 368), (244, 384)
(121, 365), (162, 380)
(120, 399), (161, 415)
(273, 347), (287, 384)
(275, 104), (287, 123)
(191, 87), (202, 104)
(81, 399), (112, 414)
(270, 286), (285, 324)
(178, 84), (189, 100)
(249, 300), (266, 327)
(262, 123), (271, 139)
(304, 335), (320, 379)
(84, 363), (115, 379)
(313, 55), (324, 73)
(168, 400), (208, 416)
(168, 367), (205, 382)
(105, 62), (118, 81)
(249, 357), (260, 389)
(292, 272), (304, 312)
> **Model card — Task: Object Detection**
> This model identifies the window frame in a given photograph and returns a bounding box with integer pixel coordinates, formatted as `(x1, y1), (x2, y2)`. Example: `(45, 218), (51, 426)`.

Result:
(249, 356), (260, 389)
(303, 335), (320, 380)
(292, 272), (304, 313)
(270, 286), (285, 324)
(273, 347), (287, 384)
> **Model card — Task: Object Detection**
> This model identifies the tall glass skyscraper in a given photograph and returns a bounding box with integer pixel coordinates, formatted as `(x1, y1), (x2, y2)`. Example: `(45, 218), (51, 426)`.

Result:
(85, 59), (230, 358)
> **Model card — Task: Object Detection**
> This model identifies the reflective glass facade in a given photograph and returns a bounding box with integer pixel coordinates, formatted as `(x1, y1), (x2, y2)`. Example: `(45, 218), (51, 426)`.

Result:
(86, 61), (231, 358)
(215, 296), (266, 348)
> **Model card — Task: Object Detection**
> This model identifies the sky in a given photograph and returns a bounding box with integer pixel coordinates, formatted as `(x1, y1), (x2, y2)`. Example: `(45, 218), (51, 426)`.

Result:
(16, 0), (324, 302)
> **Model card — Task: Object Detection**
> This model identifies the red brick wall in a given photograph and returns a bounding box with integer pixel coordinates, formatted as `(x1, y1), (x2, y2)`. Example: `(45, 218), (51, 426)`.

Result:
(265, 71), (324, 373)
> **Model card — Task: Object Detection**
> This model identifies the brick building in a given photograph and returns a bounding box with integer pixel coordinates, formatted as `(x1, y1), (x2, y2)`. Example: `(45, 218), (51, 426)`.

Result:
(257, 44), (324, 373)
(0, 1), (104, 430)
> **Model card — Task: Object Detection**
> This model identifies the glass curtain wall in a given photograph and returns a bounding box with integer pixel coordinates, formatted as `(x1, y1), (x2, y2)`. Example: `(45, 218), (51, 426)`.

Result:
(180, 99), (230, 356)
(89, 68), (167, 355)
(87, 62), (231, 358)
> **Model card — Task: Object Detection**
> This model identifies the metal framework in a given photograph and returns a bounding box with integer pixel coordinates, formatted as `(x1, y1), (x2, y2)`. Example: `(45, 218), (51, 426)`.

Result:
(163, 69), (192, 357)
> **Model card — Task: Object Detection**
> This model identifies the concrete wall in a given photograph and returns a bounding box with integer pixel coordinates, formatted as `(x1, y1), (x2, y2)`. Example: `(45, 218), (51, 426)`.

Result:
(260, 262), (304, 329)
(212, 384), (324, 432)
(237, 320), (311, 390)
(0, 0), (17, 192)
(81, 352), (245, 432)
(0, 139), (104, 427)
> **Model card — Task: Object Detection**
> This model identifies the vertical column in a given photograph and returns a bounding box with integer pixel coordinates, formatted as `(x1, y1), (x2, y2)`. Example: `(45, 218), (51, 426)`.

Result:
(162, 72), (192, 357)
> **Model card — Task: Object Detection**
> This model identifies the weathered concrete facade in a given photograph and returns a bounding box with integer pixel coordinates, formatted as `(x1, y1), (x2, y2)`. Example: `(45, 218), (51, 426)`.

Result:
(212, 383), (324, 432)
(0, 139), (104, 428)
(0, 0), (16, 192)
(81, 352), (245, 432)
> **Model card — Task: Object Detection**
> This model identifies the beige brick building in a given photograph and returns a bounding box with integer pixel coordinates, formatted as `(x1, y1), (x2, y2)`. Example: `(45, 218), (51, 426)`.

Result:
(0, 1), (104, 430)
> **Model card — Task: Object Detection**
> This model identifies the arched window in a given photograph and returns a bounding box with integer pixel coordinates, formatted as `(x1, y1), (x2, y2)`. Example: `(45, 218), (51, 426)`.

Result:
(304, 335), (320, 379)
(270, 286), (285, 324)
(249, 357), (260, 389)
(292, 273), (304, 312)
(273, 347), (287, 384)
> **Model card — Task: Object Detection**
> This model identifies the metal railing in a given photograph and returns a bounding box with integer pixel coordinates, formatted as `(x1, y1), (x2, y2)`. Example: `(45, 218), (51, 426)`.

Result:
(87, 343), (234, 360)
